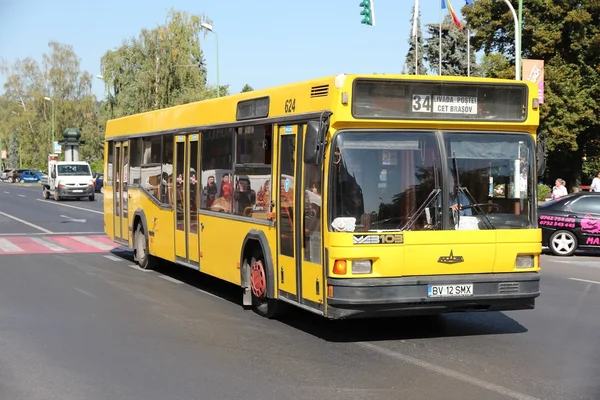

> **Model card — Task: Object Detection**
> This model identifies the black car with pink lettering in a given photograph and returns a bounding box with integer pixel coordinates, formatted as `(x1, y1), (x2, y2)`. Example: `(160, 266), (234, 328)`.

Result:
(538, 192), (600, 256)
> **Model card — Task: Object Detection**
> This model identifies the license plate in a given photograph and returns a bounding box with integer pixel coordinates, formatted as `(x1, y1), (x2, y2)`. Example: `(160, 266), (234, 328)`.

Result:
(73, 190), (83, 193)
(428, 284), (473, 297)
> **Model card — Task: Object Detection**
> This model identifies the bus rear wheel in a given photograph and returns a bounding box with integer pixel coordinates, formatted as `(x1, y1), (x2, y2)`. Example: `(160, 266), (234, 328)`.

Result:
(248, 255), (282, 319)
(134, 224), (157, 270)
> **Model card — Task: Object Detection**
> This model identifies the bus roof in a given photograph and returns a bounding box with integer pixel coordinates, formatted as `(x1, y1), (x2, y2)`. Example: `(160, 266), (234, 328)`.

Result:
(105, 73), (539, 138)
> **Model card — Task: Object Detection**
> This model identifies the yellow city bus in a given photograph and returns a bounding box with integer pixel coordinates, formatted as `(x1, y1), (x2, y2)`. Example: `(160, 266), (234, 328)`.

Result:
(104, 73), (542, 319)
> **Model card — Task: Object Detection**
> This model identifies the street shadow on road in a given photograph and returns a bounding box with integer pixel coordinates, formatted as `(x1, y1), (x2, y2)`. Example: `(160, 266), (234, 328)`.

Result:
(108, 248), (529, 343)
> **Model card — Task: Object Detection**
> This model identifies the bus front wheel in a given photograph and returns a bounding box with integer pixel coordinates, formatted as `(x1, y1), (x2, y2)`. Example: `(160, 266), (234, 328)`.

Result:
(248, 254), (282, 319)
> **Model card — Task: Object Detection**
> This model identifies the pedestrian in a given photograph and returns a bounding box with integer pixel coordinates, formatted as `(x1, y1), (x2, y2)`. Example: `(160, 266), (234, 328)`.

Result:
(590, 172), (600, 192)
(552, 178), (568, 199)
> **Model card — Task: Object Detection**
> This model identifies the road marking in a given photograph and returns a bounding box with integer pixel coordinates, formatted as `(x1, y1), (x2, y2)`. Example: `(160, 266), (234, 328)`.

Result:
(61, 215), (87, 223)
(0, 210), (53, 233)
(3, 191), (9, 194)
(29, 237), (67, 252)
(0, 238), (24, 252)
(70, 236), (115, 251)
(104, 255), (122, 262)
(74, 287), (96, 298)
(197, 288), (224, 300)
(158, 274), (183, 284)
(358, 342), (541, 400)
(128, 264), (151, 272)
(36, 198), (103, 215)
(568, 277), (600, 285)
(0, 231), (105, 237)
(18, 194), (25, 197)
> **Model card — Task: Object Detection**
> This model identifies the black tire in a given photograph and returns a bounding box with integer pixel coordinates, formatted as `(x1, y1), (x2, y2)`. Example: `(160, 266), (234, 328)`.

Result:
(43, 187), (50, 199)
(134, 223), (157, 269)
(89, 193), (95, 201)
(53, 189), (60, 201)
(248, 253), (283, 319)
(548, 230), (578, 257)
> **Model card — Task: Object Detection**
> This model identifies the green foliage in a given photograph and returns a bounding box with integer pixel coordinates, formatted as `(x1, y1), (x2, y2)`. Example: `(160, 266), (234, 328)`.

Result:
(423, 15), (479, 76)
(240, 84), (254, 93)
(0, 42), (104, 171)
(99, 9), (227, 118)
(89, 159), (104, 173)
(537, 183), (551, 202)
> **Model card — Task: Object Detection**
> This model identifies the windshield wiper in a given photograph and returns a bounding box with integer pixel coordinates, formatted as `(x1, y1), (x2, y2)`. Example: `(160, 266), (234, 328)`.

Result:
(399, 188), (441, 231)
(452, 152), (494, 229)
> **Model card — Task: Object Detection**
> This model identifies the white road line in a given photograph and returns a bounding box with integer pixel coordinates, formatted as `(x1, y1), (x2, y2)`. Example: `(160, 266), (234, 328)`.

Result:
(0, 238), (24, 252)
(103, 255), (122, 262)
(158, 275), (183, 284)
(0, 210), (53, 234)
(0, 231), (105, 237)
(74, 287), (96, 298)
(197, 288), (224, 300)
(358, 342), (541, 400)
(3, 191), (9, 194)
(29, 237), (67, 252)
(128, 264), (151, 272)
(35, 198), (103, 215)
(568, 277), (600, 285)
(18, 194), (25, 197)
(70, 236), (115, 251)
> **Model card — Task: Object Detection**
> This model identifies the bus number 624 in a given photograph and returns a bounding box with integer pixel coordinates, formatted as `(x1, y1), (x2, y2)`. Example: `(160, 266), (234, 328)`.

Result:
(284, 98), (296, 113)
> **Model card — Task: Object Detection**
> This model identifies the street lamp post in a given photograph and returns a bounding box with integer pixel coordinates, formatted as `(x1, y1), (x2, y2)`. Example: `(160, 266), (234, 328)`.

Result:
(518, 0), (523, 78)
(44, 97), (55, 152)
(500, 0), (521, 80)
(200, 22), (220, 97)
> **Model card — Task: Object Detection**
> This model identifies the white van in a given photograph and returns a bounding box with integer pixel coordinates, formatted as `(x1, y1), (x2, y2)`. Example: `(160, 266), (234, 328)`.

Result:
(41, 158), (95, 201)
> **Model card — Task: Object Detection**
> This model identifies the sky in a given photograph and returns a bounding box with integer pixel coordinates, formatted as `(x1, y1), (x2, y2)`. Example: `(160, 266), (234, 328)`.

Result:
(0, 0), (470, 100)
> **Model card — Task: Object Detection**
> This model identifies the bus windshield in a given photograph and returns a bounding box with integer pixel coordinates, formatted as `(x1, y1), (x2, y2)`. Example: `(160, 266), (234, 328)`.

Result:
(330, 131), (535, 232)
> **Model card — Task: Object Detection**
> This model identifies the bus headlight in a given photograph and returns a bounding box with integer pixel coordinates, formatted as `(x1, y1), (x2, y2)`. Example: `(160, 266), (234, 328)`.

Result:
(515, 255), (534, 269)
(352, 259), (372, 274)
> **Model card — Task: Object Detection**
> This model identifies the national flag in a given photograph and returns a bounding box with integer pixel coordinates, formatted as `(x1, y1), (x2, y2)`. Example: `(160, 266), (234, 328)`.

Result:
(441, 0), (464, 29)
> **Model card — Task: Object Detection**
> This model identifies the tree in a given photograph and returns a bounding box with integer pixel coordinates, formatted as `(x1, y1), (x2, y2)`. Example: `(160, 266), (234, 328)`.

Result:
(462, 0), (600, 188)
(423, 14), (478, 76)
(404, 4), (427, 75)
(99, 9), (227, 118)
(0, 42), (102, 170)
(240, 84), (254, 93)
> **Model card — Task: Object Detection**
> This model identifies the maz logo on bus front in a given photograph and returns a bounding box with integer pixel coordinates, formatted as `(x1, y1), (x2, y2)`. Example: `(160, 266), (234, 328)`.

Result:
(353, 234), (404, 245)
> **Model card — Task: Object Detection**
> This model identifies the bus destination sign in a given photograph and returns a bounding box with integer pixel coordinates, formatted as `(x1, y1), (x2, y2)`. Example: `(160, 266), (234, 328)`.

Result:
(352, 79), (528, 122)
(412, 94), (478, 115)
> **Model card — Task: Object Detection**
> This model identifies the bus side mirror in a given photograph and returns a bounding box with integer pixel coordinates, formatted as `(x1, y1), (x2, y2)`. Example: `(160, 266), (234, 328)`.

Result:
(304, 120), (324, 165)
(51, 171), (56, 179)
(536, 132), (547, 178)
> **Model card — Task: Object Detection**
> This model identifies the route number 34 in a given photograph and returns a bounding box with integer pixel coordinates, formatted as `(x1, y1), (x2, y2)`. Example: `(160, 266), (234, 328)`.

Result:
(284, 98), (296, 113)
(412, 94), (432, 113)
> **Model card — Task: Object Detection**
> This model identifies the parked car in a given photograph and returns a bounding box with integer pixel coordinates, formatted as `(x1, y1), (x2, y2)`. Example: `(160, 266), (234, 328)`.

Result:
(19, 170), (45, 183)
(0, 169), (13, 181)
(5, 168), (26, 183)
(539, 192), (600, 256)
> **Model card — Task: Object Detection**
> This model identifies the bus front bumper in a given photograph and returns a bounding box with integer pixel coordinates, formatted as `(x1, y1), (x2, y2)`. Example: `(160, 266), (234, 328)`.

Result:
(326, 272), (540, 319)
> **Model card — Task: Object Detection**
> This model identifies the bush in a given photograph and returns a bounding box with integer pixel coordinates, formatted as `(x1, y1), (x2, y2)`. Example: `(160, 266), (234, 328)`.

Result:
(537, 183), (551, 202)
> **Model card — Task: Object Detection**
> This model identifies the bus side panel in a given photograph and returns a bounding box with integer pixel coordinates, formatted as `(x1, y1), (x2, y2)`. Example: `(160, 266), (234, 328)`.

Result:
(104, 185), (115, 240)
(199, 213), (277, 287)
(136, 194), (175, 263)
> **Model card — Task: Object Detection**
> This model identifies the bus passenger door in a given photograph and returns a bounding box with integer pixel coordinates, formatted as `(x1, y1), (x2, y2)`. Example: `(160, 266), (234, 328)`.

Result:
(113, 141), (129, 243)
(174, 135), (189, 264)
(276, 126), (299, 300)
(299, 123), (324, 311)
(188, 134), (200, 266)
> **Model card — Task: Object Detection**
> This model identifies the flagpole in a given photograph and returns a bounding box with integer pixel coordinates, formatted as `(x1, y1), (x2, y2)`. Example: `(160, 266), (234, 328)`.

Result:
(439, 1), (442, 75)
(467, 28), (470, 76)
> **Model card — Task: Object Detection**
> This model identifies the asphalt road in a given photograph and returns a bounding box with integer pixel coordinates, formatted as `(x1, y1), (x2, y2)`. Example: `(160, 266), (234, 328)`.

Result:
(0, 182), (599, 400)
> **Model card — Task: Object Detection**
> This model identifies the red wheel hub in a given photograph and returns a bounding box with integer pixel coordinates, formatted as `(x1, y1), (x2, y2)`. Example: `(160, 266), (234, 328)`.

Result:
(250, 260), (267, 298)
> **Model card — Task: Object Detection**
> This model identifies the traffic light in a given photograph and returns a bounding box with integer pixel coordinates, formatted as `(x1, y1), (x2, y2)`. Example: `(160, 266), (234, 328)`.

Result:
(359, 0), (375, 26)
